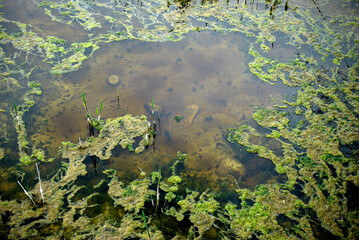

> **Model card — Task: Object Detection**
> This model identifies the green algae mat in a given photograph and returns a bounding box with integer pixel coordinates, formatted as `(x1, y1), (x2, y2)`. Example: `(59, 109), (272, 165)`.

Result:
(0, 0), (358, 239)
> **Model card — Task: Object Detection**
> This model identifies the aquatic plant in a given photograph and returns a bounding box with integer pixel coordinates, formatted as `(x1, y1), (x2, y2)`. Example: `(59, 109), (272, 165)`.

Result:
(8, 82), (55, 165)
(61, 114), (153, 159)
(81, 92), (105, 136)
(173, 115), (183, 122)
(142, 210), (151, 239)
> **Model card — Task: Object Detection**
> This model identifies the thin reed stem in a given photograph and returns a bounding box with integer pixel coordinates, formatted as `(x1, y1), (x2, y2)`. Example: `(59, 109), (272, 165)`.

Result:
(17, 180), (36, 207)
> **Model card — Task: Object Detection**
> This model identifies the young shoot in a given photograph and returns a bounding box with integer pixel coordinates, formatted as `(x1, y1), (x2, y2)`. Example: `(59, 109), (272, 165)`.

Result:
(78, 134), (83, 147)
(82, 92), (105, 135)
(96, 101), (104, 121)
(142, 210), (151, 239)
(82, 92), (93, 125)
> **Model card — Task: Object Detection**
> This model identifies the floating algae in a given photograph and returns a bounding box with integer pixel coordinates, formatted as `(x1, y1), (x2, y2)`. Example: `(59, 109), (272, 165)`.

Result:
(228, 39), (359, 239)
(106, 169), (153, 213)
(61, 114), (153, 159)
(0, 113), (154, 239)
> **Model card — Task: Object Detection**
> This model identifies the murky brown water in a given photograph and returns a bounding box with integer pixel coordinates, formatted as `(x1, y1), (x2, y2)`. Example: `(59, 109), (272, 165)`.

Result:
(22, 28), (294, 191)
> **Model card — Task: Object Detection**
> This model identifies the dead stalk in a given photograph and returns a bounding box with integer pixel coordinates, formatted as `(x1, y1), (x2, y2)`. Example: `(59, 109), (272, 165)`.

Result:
(36, 162), (45, 205)
(17, 180), (36, 207)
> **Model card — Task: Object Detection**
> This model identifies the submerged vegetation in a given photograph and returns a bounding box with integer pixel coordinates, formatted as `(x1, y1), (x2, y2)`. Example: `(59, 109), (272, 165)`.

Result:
(0, 0), (358, 239)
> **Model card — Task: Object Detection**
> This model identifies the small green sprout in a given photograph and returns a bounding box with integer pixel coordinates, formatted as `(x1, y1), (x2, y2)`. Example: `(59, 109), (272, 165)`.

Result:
(173, 116), (183, 122)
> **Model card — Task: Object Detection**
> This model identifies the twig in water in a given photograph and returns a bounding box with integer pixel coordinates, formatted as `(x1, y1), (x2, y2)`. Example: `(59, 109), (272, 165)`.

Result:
(156, 170), (161, 213)
(138, 167), (146, 176)
(36, 162), (45, 205)
(150, 195), (154, 208)
(17, 180), (36, 207)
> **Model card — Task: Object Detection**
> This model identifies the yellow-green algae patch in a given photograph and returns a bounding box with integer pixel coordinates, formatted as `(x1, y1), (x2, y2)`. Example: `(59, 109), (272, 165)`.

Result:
(10, 81), (54, 165)
(61, 114), (153, 160)
(228, 40), (359, 238)
(166, 190), (219, 239)
(0, 14), (99, 75)
(1, 0), (357, 76)
(106, 169), (153, 213)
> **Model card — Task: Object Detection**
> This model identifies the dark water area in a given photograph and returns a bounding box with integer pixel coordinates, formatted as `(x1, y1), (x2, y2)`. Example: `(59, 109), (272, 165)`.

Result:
(0, 0), (358, 239)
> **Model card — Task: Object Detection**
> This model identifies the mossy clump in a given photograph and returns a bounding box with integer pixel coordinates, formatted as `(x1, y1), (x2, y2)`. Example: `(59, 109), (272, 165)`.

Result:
(61, 114), (153, 161)
(107, 170), (152, 213)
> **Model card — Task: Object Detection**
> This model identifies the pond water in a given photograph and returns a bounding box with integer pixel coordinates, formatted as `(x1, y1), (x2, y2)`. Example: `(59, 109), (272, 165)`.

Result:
(31, 31), (292, 190)
(0, 0), (358, 239)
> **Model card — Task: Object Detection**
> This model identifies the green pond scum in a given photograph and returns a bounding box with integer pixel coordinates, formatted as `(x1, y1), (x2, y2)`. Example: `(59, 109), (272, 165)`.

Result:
(0, 0), (358, 239)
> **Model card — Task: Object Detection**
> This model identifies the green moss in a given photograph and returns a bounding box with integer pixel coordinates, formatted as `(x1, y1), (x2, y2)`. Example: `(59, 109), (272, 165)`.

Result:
(127, 144), (134, 152)
(19, 154), (32, 165)
(333, 58), (340, 65)
(298, 156), (316, 167)
(275, 164), (285, 174)
(61, 141), (76, 147)
(260, 43), (270, 52)
(254, 185), (269, 196)
(168, 175), (182, 184)
(266, 130), (281, 139)
(295, 106), (302, 115)
(165, 191), (176, 202)
(32, 148), (45, 161)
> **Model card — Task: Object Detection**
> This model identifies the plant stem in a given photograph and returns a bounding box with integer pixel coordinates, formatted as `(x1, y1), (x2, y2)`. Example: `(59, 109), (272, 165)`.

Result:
(82, 92), (93, 124)
(156, 170), (161, 213)
(142, 210), (151, 239)
(17, 180), (36, 207)
(36, 162), (45, 205)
